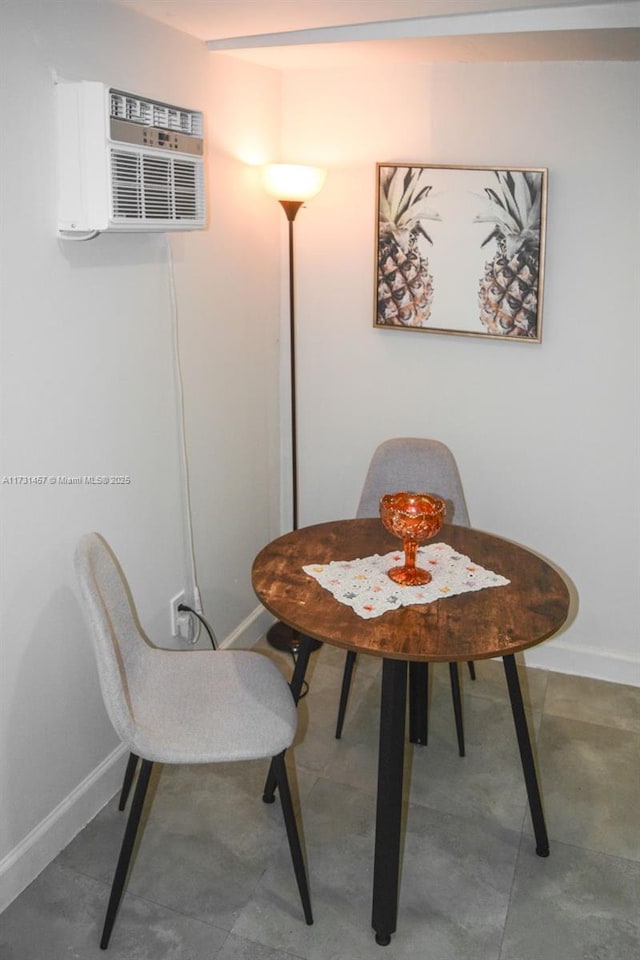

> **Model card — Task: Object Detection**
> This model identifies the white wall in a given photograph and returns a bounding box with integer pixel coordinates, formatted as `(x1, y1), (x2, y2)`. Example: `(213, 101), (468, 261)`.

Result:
(0, 1), (281, 908)
(280, 59), (640, 685)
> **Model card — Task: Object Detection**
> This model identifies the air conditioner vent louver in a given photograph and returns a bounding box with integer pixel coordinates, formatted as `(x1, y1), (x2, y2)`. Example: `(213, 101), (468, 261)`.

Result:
(110, 149), (204, 223)
(57, 81), (206, 237)
(109, 90), (203, 136)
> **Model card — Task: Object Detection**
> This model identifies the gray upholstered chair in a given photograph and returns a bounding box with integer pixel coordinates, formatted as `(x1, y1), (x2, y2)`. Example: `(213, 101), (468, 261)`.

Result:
(335, 438), (475, 755)
(75, 533), (312, 949)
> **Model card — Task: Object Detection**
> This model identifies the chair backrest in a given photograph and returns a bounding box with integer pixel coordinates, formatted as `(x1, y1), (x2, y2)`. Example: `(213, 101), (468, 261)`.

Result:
(356, 438), (470, 526)
(75, 532), (155, 747)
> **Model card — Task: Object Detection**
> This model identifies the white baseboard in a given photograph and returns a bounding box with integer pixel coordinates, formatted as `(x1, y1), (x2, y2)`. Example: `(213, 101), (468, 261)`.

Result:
(524, 640), (640, 687)
(0, 743), (128, 914)
(219, 603), (274, 650)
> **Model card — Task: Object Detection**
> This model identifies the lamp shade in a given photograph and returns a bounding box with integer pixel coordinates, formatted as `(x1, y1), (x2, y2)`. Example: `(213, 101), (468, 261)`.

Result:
(262, 164), (326, 202)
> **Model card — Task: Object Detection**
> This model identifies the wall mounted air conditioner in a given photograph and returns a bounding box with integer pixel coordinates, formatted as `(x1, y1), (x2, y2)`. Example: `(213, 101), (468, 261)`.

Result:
(56, 81), (206, 239)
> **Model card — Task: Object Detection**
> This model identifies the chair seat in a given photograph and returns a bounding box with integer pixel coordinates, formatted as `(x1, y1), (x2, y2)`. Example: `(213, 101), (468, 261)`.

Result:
(124, 650), (297, 765)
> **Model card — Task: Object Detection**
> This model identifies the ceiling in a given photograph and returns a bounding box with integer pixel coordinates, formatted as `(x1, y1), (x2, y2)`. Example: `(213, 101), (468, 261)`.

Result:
(115, 0), (640, 66)
(115, 1), (598, 40)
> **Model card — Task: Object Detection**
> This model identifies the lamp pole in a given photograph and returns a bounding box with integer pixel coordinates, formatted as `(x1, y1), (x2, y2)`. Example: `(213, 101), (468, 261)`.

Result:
(261, 166), (326, 654)
(278, 200), (303, 531)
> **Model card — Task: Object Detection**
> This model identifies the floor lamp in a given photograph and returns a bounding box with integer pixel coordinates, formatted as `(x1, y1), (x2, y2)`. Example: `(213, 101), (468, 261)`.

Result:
(262, 163), (326, 654)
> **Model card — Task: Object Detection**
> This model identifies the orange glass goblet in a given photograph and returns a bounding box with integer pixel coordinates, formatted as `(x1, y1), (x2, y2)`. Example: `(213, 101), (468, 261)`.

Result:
(380, 492), (446, 586)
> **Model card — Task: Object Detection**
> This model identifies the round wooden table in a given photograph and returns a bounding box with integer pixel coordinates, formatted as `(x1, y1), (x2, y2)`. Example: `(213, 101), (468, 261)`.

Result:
(252, 519), (570, 946)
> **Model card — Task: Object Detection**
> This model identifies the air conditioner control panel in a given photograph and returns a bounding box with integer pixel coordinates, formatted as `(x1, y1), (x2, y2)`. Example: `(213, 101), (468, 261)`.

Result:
(110, 118), (203, 156)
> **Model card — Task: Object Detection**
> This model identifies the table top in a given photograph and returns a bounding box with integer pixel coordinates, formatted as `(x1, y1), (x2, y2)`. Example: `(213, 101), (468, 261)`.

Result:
(252, 519), (570, 662)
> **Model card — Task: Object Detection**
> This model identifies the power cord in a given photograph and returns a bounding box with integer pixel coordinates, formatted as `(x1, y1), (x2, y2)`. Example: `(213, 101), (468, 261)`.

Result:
(178, 604), (218, 650)
(177, 603), (308, 701)
(166, 236), (203, 618)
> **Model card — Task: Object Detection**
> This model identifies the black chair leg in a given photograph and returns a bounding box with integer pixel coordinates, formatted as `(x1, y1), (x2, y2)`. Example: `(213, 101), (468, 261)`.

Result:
(101, 758), (154, 949)
(335, 650), (358, 739)
(271, 751), (313, 925)
(118, 752), (139, 811)
(467, 661), (476, 681)
(263, 637), (314, 804)
(448, 663), (465, 757)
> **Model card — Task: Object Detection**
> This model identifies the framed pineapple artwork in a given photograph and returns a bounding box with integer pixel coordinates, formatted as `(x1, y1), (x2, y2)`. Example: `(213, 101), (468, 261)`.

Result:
(374, 163), (547, 341)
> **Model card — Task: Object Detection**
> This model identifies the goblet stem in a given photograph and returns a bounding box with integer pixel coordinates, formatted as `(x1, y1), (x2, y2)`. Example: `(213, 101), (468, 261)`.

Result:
(403, 538), (417, 573)
(387, 535), (432, 586)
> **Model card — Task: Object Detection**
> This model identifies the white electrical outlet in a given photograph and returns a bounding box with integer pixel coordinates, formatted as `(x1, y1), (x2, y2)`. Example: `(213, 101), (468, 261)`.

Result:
(170, 591), (186, 637)
(170, 590), (199, 643)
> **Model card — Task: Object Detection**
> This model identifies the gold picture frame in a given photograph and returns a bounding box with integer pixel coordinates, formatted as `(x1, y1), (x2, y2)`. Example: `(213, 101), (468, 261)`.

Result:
(374, 163), (547, 342)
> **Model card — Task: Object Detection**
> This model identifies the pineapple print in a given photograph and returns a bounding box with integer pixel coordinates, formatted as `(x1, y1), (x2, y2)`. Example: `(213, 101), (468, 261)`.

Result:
(377, 166), (441, 327)
(475, 170), (543, 338)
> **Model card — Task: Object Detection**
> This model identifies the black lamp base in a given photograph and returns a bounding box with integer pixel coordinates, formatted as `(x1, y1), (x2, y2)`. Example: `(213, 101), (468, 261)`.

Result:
(267, 621), (323, 653)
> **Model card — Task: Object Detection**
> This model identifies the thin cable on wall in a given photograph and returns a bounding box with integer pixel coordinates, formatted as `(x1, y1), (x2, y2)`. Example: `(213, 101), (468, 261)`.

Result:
(166, 235), (203, 620)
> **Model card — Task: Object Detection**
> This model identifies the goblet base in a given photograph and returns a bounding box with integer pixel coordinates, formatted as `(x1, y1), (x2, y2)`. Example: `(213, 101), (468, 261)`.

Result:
(387, 565), (432, 587)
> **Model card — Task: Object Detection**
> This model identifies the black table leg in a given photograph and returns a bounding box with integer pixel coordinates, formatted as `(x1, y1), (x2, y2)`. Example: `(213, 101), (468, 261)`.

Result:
(408, 662), (428, 745)
(503, 654), (549, 857)
(263, 634), (314, 804)
(372, 658), (408, 946)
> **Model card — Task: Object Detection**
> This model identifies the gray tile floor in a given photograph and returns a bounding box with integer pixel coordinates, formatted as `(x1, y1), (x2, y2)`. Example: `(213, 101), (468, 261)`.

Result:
(1, 642), (638, 959)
